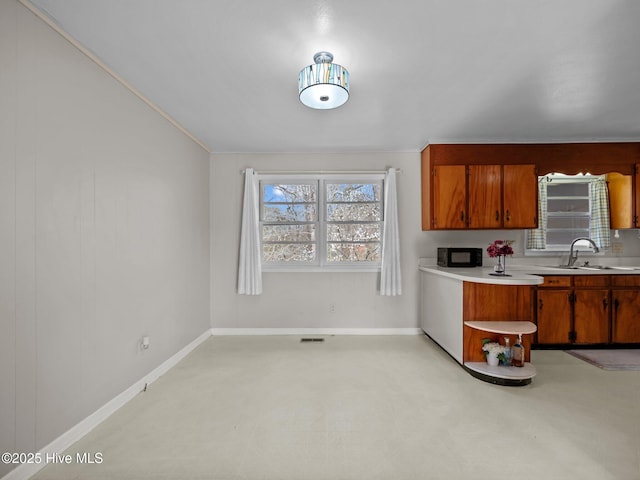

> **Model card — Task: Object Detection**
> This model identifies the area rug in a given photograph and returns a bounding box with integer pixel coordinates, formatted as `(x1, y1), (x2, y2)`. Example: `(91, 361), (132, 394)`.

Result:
(565, 349), (640, 370)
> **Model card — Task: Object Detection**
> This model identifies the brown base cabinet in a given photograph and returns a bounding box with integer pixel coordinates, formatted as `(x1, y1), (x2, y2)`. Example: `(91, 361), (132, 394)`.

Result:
(463, 282), (534, 362)
(612, 276), (640, 343)
(537, 289), (571, 344)
(536, 274), (640, 346)
(573, 289), (610, 344)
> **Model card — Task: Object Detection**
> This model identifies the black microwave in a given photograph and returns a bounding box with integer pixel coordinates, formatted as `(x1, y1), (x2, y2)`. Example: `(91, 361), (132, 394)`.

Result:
(437, 248), (483, 268)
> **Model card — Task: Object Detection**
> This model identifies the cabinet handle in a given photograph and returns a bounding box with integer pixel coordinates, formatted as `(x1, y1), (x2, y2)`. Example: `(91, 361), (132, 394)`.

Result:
(539, 298), (543, 310)
(603, 298), (608, 310)
(505, 209), (511, 222)
(460, 211), (465, 222)
(495, 210), (500, 221)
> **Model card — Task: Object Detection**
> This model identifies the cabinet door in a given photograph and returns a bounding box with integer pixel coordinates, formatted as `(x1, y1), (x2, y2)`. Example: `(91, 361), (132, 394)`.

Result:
(574, 289), (610, 344)
(635, 164), (640, 228)
(607, 172), (633, 229)
(536, 289), (571, 344)
(612, 289), (640, 343)
(467, 165), (501, 228)
(432, 165), (466, 229)
(503, 164), (538, 228)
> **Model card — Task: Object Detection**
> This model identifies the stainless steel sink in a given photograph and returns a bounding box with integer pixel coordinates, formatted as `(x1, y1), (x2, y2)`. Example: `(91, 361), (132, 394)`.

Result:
(545, 264), (640, 271)
(545, 264), (608, 270)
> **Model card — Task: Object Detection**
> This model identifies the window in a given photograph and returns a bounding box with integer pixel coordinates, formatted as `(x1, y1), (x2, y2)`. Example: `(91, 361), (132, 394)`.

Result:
(545, 178), (591, 247)
(260, 174), (384, 270)
(526, 173), (610, 253)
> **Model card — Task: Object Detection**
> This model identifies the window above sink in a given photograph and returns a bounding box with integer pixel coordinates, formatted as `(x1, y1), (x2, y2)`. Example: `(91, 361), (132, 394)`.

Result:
(525, 173), (610, 255)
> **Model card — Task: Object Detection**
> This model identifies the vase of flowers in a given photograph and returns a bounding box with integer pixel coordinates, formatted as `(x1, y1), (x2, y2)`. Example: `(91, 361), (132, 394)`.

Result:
(482, 340), (508, 366)
(487, 240), (514, 276)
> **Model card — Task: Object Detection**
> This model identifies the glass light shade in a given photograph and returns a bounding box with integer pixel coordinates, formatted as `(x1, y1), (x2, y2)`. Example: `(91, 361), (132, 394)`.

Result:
(299, 56), (349, 109)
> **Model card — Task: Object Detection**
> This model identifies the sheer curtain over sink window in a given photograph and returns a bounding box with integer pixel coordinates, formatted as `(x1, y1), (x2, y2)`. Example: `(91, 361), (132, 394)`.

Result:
(525, 173), (610, 253)
(237, 168), (401, 295)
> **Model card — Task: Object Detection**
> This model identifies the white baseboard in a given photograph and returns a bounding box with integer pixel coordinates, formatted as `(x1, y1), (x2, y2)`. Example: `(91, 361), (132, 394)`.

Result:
(2, 329), (212, 480)
(211, 328), (422, 336)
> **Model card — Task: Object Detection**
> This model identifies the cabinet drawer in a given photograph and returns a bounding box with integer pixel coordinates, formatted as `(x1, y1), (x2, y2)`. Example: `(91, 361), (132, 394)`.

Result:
(540, 276), (572, 287)
(611, 275), (640, 287)
(573, 275), (610, 287)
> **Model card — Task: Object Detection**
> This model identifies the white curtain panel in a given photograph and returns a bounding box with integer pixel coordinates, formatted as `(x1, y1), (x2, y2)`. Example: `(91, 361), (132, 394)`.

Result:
(380, 168), (402, 296)
(237, 168), (262, 295)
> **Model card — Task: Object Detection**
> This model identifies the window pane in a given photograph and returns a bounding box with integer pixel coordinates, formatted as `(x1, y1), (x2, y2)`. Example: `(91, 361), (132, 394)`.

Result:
(263, 244), (316, 263)
(547, 198), (589, 213)
(547, 183), (589, 197)
(260, 176), (384, 268)
(326, 183), (381, 202)
(547, 230), (591, 245)
(547, 217), (590, 229)
(327, 223), (381, 242)
(327, 203), (381, 221)
(263, 184), (316, 202)
(263, 224), (316, 242)
(263, 204), (317, 222)
(327, 243), (381, 262)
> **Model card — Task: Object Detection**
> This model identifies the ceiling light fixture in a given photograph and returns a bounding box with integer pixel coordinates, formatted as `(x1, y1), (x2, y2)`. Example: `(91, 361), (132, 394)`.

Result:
(298, 51), (349, 109)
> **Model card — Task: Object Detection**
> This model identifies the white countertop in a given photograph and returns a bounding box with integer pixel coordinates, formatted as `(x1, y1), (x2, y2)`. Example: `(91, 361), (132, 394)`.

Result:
(419, 264), (640, 285)
(419, 265), (544, 285)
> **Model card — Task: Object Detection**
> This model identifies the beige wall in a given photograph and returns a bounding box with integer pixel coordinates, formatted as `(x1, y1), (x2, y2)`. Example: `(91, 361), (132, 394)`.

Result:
(0, 1), (210, 475)
(210, 152), (426, 330)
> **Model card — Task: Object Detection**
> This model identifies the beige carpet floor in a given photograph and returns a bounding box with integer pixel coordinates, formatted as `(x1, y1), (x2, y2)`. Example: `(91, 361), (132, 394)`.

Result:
(28, 335), (640, 480)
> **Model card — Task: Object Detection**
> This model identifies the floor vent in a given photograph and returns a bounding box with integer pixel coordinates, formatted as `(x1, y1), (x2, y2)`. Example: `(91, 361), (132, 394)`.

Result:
(300, 338), (325, 343)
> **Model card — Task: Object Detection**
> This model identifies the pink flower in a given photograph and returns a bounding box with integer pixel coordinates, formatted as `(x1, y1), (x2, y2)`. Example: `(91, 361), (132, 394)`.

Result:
(487, 240), (514, 258)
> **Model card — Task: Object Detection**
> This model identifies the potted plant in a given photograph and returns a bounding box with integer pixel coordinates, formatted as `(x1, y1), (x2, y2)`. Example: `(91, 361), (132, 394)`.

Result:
(482, 339), (507, 366)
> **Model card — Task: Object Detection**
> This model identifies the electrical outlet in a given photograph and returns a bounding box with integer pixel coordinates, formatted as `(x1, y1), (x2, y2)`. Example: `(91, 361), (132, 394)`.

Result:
(329, 304), (335, 314)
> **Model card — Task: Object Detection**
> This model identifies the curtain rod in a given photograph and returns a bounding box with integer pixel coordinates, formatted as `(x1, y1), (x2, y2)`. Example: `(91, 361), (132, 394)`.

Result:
(241, 168), (401, 175)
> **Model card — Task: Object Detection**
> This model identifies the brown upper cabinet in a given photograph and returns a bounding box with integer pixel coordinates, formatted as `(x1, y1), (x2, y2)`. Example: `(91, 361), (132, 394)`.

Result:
(467, 164), (537, 229)
(607, 172), (633, 229)
(467, 165), (501, 228)
(636, 164), (640, 228)
(431, 165), (466, 229)
(421, 144), (640, 231)
(423, 162), (537, 230)
(427, 163), (538, 230)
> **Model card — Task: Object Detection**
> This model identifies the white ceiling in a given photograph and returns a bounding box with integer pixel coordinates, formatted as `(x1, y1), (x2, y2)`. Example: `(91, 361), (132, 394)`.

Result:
(28, 0), (640, 153)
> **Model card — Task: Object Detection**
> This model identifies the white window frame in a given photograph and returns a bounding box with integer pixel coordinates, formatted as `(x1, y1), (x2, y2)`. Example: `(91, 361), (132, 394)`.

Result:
(259, 173), (384, 272)
(525, 173), (606, 256)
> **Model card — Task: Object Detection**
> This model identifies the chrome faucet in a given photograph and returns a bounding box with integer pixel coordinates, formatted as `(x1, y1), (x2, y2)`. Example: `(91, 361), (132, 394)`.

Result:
(568, 237), (600, 266)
